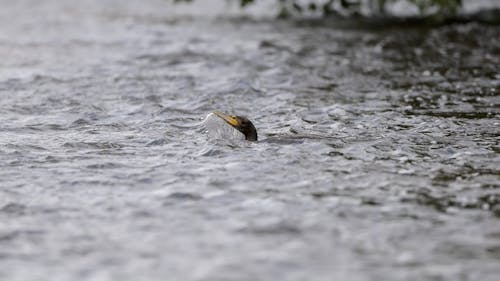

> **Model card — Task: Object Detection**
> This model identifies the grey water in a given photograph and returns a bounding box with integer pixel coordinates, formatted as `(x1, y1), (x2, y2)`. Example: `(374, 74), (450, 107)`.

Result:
(1, 0), (499, 280)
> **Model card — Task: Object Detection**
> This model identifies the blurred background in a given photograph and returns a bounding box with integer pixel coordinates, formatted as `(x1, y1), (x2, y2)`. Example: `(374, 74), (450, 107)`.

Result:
(0, 1), (499, 281)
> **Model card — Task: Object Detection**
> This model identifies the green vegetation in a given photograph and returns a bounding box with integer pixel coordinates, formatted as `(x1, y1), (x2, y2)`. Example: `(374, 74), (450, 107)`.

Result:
(175, 0), (464, 17)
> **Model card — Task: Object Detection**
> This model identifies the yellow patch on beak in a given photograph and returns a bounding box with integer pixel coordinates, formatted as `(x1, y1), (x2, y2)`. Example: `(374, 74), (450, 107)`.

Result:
(214, 111), (239, 127)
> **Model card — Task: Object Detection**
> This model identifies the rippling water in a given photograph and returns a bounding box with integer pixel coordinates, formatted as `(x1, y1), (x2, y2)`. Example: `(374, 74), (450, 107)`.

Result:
(1, 1), (499, 280)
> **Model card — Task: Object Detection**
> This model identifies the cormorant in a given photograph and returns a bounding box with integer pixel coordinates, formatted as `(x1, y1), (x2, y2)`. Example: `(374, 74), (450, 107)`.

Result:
(204, 111), (332, 144)
(214, 111), (257, 141)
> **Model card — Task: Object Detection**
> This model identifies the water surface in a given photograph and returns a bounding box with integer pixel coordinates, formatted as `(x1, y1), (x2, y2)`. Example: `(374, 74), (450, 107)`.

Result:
(0, 1), (499, 280)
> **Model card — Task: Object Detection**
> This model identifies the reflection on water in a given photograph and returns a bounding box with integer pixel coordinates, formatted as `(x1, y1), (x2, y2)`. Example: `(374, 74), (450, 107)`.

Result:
(0, 0), (499, 280)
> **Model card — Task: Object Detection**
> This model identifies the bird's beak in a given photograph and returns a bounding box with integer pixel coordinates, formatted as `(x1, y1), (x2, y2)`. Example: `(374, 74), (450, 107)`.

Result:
(214, 111), (239, 127)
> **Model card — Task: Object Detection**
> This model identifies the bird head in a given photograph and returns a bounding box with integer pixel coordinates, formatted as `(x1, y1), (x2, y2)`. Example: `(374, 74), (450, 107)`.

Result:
(214, 111), (258, 141)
